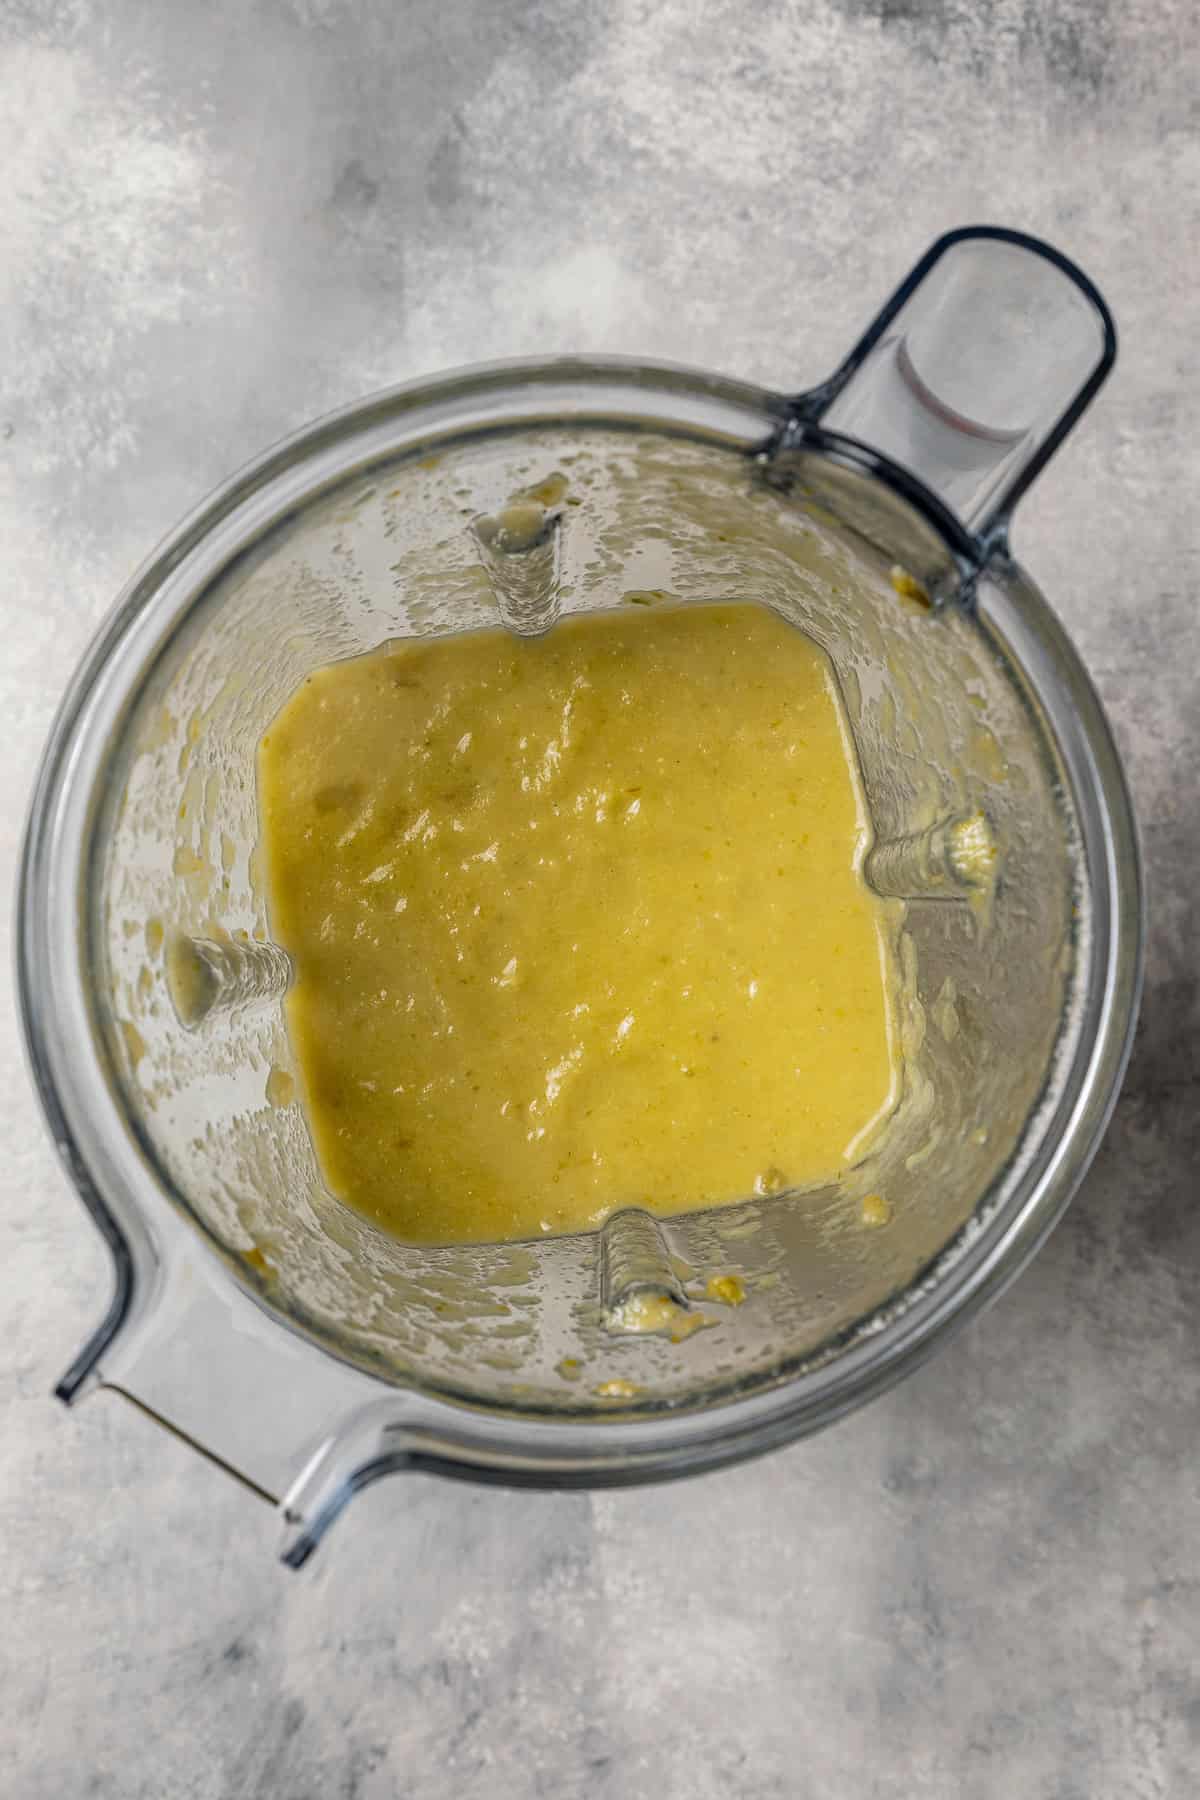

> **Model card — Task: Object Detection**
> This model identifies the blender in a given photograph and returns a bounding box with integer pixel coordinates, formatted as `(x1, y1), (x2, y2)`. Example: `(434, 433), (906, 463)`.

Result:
(17, 228), (1142, 1563)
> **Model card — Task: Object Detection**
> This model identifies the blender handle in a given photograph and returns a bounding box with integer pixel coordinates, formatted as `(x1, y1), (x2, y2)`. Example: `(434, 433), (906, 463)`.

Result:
(786, 226), (1117, 555)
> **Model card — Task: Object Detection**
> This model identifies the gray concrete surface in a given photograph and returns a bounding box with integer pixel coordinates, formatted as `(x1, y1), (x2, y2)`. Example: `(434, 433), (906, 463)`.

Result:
(1, 1), (1197, 1795)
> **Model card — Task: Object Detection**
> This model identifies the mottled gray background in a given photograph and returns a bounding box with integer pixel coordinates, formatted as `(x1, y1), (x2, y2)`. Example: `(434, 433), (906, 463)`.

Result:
(1, 1), (1197, 1795)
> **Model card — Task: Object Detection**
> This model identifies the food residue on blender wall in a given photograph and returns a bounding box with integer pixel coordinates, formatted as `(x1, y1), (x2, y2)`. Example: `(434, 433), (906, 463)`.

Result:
(606, 1287), (715, 1342)
(593, 1379), (641, 1401)
(257, 600), (899, 1245)
(860, 1192), (893, 1228)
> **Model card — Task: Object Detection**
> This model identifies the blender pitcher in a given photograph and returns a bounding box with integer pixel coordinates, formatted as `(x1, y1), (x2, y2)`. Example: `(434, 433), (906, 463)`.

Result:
(18, 228), (1142, 1563)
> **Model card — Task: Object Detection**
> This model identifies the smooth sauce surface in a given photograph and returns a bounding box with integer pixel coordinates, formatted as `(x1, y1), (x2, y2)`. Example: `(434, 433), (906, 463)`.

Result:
(259, 602), (896, 1243)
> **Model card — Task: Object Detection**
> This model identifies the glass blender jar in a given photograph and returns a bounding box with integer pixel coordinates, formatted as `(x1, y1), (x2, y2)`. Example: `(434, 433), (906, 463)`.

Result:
(18, 228), (1142, 1563)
